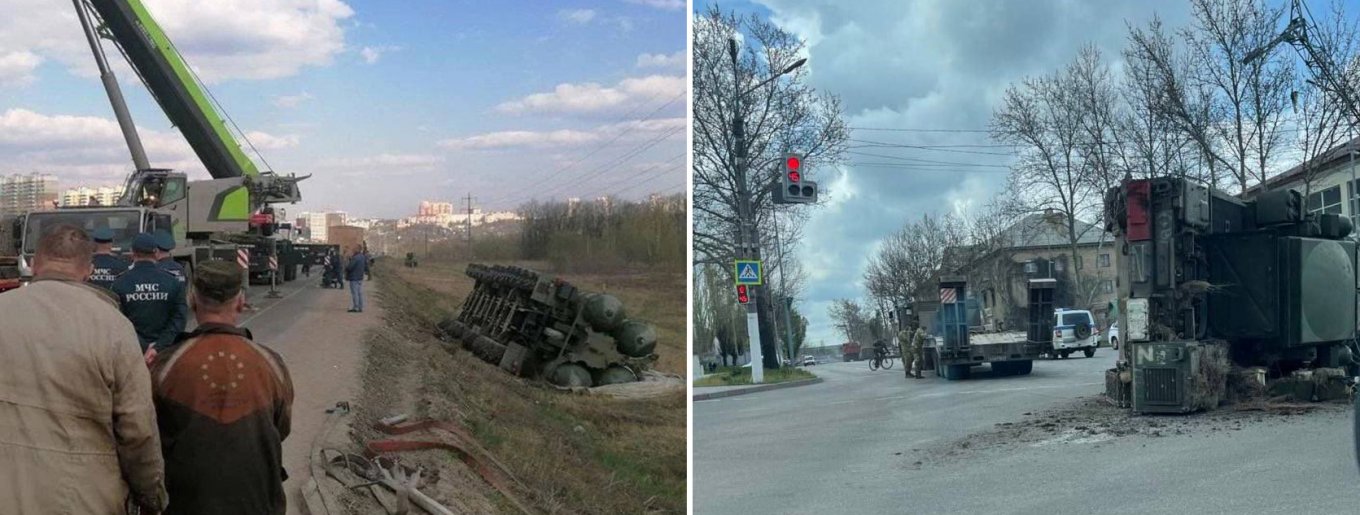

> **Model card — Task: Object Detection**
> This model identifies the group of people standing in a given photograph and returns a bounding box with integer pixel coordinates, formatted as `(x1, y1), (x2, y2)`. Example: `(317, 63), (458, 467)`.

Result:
(0, 224), (294, 514)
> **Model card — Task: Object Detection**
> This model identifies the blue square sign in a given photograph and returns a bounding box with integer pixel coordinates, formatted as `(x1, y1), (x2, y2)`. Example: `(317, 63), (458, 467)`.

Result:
(734, 260), (763, 286)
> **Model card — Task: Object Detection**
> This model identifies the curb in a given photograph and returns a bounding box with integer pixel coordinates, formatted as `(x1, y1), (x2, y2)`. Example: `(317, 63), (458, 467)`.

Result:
(692, 377), (824, 401)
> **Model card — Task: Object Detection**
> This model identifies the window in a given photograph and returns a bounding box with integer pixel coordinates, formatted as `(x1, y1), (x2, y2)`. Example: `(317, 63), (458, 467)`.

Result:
(1307, 185), (1343, 215)
(1024, 261), (1037, 274)
(1098, 253), (1111, 268)
(1075, 255), (1084, 270)
(1101, 280), (1114, 294)
(1060, 312), (1092, 327)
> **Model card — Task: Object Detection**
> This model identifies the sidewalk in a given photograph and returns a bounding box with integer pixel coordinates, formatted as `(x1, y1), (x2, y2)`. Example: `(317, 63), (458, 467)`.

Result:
(692, 377), (823, 401)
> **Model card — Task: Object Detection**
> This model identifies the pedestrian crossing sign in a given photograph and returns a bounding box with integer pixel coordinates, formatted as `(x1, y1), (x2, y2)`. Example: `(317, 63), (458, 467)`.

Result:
(734, 260), (763, 286)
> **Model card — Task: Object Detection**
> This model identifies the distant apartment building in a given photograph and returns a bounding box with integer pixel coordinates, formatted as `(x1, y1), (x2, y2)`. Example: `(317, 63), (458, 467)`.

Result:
(303, 212), (329, 243)
(1, 173), (59, 217)
(61, 185), (123, 207)
(325, 212), (347, 229)
(418, 201), (454, 216)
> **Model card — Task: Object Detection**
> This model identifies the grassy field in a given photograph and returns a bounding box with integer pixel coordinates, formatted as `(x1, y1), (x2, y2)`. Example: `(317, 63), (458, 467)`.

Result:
(693, 366), (816, 387)
(351, 259), (686, 514)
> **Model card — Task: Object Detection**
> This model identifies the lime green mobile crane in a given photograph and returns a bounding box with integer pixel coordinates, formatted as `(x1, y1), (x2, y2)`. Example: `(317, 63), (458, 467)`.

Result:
(7, 0), (305, 281)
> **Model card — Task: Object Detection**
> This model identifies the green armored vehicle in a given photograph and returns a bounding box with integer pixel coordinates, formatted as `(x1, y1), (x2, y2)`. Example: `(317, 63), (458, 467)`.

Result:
(437, 264), (658, 387)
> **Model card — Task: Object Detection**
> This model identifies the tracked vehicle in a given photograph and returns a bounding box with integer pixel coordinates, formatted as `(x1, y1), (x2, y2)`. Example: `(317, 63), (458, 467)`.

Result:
(437, 264), (659, 387)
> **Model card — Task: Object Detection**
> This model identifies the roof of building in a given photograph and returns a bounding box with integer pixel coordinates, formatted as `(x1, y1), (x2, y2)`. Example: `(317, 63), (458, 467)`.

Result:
(1243, 136), (1360, 197)
(996, 211), (1107, 250)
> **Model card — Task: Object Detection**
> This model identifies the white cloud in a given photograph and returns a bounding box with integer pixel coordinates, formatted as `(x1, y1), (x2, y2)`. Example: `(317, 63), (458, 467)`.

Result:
(0, 50), (41, 85)
(271, 92), (314, 108)
(0, 0), (355, 83)
(0, 108), (201, 181)
(438, 117), (684, 150)
(358, 45), (400, 64)
(635, 52), (684, 70)
(320, 153), (444, 169)
(495, 75), (686, 116)
(240, 131), (299, 150)
(559, 9), (597, 24)
(625, 0), (683, 10)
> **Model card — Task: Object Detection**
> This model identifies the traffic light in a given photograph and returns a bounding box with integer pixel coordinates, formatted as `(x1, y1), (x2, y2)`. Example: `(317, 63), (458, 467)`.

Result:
(772, 152), (818, 204)
(736, 284), (750, 304)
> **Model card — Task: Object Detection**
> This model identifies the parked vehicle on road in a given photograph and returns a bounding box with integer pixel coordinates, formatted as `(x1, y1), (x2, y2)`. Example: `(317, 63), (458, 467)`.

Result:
(925, 277), (1051, 380)
(1051, 308), (1099, 359)
(802, 355), (817, 366)
(1107, 321), (1120, 350)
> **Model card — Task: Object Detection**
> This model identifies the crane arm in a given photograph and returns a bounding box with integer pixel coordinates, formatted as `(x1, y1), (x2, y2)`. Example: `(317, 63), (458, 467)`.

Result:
(84, 0), (260, 179)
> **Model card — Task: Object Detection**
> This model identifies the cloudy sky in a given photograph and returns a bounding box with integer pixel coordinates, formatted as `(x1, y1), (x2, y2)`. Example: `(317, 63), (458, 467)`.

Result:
(705, 0), (1197, 348)
(0, 0), (686, 218)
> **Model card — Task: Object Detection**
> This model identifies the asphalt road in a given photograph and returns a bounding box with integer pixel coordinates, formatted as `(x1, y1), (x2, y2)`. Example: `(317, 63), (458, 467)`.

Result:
(693, 351), (1360, 515)
(221, 275), (376, 514)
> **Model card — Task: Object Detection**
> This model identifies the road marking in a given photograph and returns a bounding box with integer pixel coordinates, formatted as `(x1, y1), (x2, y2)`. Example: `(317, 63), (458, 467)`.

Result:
(241, 283), (311, 326)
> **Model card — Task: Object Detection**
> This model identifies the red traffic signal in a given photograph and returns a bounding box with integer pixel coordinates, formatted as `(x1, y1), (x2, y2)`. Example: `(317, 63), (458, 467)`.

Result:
(784, 154), (802, 182)
(736, 284), (750, 304)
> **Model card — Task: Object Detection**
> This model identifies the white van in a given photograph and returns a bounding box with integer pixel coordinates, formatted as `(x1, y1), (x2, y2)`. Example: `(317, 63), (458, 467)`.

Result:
(1052, 309), (1098, 359)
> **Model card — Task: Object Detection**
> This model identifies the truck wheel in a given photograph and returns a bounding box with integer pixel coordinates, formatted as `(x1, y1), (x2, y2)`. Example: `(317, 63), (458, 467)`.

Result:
(992, 361), (1012, 376)
(1059, 350), (1070, 359)
(1084, 347), (1096, 358)
(1012, 360), (1033, 375)
(943, 364), (970, 381)
(1110, 337), (1118, 350)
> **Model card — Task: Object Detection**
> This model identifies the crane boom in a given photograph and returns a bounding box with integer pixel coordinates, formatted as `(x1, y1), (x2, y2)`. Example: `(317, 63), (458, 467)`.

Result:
(84, 0), (261, 179)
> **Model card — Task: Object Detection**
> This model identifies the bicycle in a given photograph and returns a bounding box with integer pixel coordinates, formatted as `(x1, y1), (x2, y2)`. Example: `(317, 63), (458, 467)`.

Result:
(868, 352), (895, 371)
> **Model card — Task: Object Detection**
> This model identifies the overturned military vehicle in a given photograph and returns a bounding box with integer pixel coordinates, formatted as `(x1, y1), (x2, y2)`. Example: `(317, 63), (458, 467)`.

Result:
(436, 264), (658, 387)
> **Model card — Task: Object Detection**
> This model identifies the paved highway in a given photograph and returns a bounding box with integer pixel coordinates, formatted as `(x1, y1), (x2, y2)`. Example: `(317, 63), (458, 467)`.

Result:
(693, 351), (1360, 514)
(221, 276), (377, 514)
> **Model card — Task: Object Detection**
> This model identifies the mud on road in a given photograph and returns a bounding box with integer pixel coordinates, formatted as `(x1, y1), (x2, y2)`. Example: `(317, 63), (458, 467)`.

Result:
(908, 395), (1350, 469)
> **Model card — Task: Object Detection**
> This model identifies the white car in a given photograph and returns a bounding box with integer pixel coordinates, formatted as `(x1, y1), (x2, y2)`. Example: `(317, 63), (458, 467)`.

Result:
(1107, 321), (1120, 350)
(801, 355), (817, 366)
(1052, 309), (1099, 359)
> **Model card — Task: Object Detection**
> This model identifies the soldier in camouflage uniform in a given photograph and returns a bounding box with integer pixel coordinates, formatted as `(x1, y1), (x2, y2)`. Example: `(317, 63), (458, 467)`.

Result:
(898, 328), (914, 379)
(910, 324), (927, 378)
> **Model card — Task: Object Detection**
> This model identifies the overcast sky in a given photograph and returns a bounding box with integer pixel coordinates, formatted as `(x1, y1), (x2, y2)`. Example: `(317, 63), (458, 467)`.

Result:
(706, 0), (1197, 349)
(0, 0), (686, 218)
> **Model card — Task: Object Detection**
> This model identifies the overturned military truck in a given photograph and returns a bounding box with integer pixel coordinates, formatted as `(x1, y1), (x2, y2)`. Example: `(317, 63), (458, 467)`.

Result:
(1103, 177), (1358, 414)
(436, 264), (658, 388)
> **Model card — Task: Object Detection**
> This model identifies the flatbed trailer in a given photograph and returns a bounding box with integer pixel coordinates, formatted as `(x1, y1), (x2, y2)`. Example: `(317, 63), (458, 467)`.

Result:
(927, 277), (1054, 380)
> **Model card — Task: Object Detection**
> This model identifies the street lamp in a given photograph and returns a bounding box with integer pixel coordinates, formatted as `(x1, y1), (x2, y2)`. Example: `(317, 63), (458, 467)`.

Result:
(728, 35), (807, 382)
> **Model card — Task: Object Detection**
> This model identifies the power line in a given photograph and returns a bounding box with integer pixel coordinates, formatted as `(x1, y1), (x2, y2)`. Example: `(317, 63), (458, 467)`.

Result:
(845, 150), (1010, 168)
(848, 139), (1017, 156)
(582, 152), (687, 199)
(503, 124), (685, 205)
(848, 162), (1011, 174)
(850, 126), (993, 134)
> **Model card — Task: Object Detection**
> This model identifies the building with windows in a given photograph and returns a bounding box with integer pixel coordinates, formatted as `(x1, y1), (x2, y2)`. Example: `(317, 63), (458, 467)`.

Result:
(1, 174), (59, 217)
(951, 211), (1117, 330)
(1243, 137), (1360, 225)
(61, 185), (123, 207)
(418, 201), (454, 216)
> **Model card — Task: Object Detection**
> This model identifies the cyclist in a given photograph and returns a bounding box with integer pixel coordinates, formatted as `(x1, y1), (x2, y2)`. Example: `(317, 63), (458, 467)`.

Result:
(872, 339), (888, 368)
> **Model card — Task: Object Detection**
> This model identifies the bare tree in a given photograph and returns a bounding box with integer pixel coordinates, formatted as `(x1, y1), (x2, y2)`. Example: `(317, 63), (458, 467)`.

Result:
(1184, 0), (1295, 192)
(692, 6), (848, 368)
(1290, 0), (1360, 198)
(1128, 16), (1240, 189)
(863, 211), (969, 311)
(992, 57), (1100, 286)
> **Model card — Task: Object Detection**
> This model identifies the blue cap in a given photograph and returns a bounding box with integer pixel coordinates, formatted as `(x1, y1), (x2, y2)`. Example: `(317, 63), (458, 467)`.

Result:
(131, 233), (159, 253)
(154, 230), (175, 251)
(91, 228), (115, 243)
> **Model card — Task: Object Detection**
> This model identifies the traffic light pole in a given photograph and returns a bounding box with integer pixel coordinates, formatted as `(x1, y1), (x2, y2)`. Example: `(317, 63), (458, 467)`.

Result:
(731, 40), (764, 384)
(774, 206), (796, 363)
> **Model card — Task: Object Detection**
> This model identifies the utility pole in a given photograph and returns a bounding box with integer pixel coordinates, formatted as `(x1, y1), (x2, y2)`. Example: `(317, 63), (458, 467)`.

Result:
(465, 193), (474, 243)
(727, 38), (808, 378)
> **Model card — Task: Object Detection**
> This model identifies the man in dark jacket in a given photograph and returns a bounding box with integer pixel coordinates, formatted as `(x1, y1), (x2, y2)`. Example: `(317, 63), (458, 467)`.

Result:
(154, 230), (186, 286)
(345, 247), (368, 312)
(111, 233), (187, 357)
(88, 227), (129, 290)
(151, 260), (293, 515)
